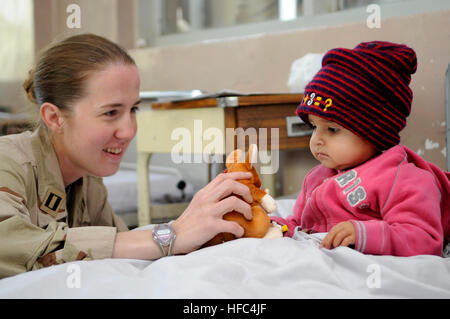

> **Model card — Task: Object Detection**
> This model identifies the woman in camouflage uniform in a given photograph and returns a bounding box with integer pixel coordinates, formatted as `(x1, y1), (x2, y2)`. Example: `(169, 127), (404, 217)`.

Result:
(0, 34), (253, 278)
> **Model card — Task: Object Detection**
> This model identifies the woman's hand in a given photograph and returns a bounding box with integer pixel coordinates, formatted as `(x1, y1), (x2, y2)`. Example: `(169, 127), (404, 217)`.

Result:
(171, 172), (254, 255)
(320, 221), (356, 249)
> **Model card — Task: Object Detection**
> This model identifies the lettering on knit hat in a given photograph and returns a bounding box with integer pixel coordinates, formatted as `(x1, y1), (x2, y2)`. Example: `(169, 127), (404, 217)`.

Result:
(303, 93), (333, 112)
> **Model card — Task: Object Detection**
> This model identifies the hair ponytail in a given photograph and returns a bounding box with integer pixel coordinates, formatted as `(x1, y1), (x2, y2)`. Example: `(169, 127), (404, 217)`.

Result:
(23, 69), (37, 105)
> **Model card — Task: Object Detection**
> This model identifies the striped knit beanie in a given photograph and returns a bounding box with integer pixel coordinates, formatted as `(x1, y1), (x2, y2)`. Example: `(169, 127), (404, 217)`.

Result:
(297, 41), (417, 151)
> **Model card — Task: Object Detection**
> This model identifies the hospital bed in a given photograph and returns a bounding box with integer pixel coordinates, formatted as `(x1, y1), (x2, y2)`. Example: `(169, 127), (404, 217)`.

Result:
(1, 198), (449, 298)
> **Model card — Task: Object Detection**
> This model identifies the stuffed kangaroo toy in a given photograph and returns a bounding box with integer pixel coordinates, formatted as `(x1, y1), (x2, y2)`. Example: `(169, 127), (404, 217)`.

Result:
(204, 144), (277, 246)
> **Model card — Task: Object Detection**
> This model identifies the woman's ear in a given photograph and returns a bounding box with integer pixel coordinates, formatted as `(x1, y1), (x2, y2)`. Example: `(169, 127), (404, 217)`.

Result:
(40, 102), (66, 133)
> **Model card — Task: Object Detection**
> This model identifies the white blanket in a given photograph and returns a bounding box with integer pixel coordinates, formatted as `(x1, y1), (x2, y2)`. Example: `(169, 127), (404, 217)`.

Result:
(1, 200), (449, 298)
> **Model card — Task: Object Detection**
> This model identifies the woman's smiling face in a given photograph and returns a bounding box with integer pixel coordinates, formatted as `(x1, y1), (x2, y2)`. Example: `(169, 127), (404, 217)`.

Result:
(55, 63), (141, 184)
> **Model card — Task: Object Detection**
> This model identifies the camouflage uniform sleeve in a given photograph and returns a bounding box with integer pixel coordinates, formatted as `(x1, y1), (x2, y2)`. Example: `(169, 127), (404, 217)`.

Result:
(0, 159), (118, 278)
(0, 215), (68, 277)
(0, 157), (67, 277)
(0, 216), (117, 278)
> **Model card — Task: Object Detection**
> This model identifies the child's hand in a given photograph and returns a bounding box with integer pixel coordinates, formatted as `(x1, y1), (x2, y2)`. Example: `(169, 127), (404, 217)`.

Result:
(320, 221), (356, 249)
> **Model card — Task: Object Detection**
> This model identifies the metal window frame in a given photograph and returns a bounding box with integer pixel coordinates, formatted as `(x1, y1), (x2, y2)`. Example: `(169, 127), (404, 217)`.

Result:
(137, 0), (450, 48)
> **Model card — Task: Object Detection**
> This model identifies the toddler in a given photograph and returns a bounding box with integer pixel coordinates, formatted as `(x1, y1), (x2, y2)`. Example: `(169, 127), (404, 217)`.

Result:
(272, 41), (450, 257)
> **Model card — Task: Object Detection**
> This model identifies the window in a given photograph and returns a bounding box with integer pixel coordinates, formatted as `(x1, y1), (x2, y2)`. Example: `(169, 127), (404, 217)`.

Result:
(0, 0), (34, 81)
(136, 0), (417, 48)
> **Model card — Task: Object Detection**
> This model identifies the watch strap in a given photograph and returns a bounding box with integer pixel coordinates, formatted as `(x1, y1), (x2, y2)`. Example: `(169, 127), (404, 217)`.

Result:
(156, 241), (166, 257)
(156, 240), (174, 257)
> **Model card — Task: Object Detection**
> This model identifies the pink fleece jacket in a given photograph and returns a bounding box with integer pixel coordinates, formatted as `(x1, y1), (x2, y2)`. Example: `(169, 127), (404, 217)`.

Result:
(272, 145), (450, 257)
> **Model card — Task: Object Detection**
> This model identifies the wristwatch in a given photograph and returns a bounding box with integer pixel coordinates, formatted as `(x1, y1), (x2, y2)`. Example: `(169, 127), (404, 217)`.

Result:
(152, 223), (176, 257)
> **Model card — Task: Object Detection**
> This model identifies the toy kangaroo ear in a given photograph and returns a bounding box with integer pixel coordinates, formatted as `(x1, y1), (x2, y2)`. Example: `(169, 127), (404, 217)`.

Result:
(246, 144), (258, 168)
(226, 149), (244, 168)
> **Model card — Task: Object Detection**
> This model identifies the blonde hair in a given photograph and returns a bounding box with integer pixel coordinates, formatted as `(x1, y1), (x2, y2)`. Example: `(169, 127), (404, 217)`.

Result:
(23, 33), (135, 112)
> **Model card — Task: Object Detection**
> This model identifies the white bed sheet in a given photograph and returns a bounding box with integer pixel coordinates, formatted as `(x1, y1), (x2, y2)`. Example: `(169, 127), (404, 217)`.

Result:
(1, 199), (449, 298)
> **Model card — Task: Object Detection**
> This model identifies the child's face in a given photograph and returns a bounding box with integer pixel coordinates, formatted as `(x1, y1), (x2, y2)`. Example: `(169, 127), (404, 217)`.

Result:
(308, 115), (377, 170)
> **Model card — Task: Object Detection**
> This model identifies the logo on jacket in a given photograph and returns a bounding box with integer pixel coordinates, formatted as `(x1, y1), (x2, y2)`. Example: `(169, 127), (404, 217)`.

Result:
(335, 170), (367, 207)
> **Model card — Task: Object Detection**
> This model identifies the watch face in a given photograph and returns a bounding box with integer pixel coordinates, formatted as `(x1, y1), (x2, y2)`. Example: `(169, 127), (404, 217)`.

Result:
(153, 224), (174, 246)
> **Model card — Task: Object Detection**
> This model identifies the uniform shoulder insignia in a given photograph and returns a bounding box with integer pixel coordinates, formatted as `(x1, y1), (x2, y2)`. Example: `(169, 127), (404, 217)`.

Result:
(40, 187), (65, 217)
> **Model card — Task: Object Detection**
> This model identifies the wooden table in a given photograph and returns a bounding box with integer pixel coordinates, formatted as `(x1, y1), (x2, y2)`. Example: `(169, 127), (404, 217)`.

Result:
(136, 93), (310, 226)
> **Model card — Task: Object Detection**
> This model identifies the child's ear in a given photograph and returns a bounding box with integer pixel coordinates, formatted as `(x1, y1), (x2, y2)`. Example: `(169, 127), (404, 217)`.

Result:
(226, 149), (244, 168)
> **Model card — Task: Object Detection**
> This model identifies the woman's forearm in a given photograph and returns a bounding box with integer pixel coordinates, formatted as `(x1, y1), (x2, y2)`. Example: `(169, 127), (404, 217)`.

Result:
(111, 172), (254, 260)
(112, 230), (165, 260)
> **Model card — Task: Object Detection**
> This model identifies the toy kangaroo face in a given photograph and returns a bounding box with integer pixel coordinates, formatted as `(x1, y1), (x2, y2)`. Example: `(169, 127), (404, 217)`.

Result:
(225, 145), (262, 188)
(204, 144), (277, 247)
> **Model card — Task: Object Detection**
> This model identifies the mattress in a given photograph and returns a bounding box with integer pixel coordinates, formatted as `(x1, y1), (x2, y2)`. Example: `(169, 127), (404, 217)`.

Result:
(1, 199), (449, 299)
